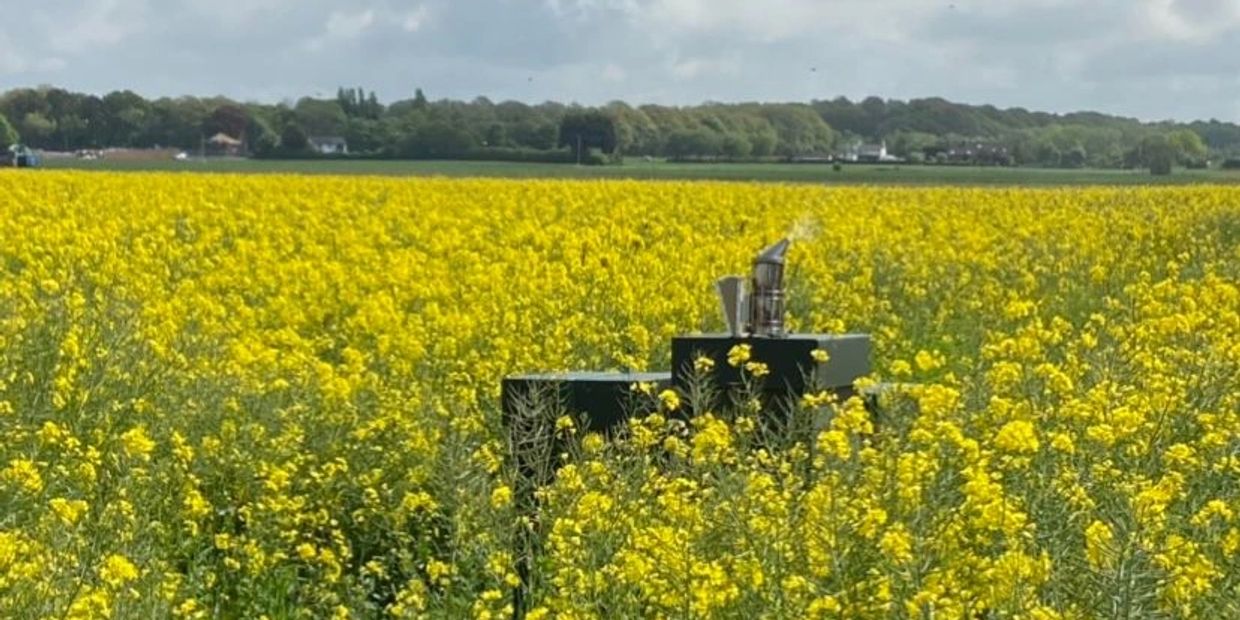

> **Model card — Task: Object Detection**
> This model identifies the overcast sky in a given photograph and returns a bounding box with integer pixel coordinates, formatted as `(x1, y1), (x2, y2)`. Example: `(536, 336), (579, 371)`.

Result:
(2, 0), (1239, 121)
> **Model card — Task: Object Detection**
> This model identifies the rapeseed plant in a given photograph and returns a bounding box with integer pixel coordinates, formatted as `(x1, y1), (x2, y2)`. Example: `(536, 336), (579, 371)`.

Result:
(0, 171), (1236, 617)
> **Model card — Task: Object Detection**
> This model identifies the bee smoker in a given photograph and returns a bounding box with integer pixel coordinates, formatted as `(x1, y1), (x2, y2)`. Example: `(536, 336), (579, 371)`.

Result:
(715, 238), (791, 338)
(749, 238), (790, 338)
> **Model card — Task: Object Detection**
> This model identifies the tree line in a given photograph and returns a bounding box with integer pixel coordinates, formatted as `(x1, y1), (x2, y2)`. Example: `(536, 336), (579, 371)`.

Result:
(2, 85), (1237, 169)
(815, 97), (1217, 169)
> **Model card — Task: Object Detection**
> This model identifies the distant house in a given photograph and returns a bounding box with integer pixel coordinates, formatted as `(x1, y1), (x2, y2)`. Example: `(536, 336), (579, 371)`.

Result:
(931, 141), (1013, 166)
(206, 133), (244, 156)
(308, 136), (348, 155)
(842, 140), (900, 163)
(856, 140), (889, 163)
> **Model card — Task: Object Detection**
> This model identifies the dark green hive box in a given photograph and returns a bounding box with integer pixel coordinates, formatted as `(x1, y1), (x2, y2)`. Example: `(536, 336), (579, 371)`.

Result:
(670, 333), (872, 397)
(501, 371), (672, 434)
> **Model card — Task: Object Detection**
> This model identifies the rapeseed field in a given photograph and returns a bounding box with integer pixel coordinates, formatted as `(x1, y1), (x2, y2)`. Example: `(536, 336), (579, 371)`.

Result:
(0, 171), (1237, 618)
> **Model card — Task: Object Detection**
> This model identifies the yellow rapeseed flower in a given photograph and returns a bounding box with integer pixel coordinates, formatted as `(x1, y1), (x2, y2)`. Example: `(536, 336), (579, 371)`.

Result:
(994, 420), (1040, 455)
(726, 344), (751, 367)
(49, 498), (89, 526)
(658, 389), (681, 412)
(120, 426), (156, 460)
(99, 553), (139, 588)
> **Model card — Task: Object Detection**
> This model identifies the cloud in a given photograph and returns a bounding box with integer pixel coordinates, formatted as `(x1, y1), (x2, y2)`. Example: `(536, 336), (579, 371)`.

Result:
(0, 30), (66, 75)
(45, 0), (149, 54)
(559, 0), (932, 42)
(326, 9), (376, 38)
(602, 63), (626, 82)
(305, 8), (377, 51)
(668, 57), (738, 80)
(0, 0), (1239, 121)
(0, 33), (29, 75)
(1137, 0), (1240, 41)
(402, 5), (431, 32)
(180, 0), (300, 29)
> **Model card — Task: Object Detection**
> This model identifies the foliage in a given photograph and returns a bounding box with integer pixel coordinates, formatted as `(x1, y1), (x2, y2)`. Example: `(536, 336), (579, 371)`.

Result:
(757, 104), (835, 157)
(1168, 129), (1208, 166)
(816, 96), (1240, 168)
(558, 111), (617, 159)
(665, 128), (723, 161)
(279, 123), (310, 153)
(9, 86), (1240, 168)
(0, 112), (17, 145)
(399, 121), (478, 158)
(17, 113), (54, 146)
(201, 104), (250, 141)
(337, 87), (383, 120)
(0, 172), (1238, 618)
(292, 98), (348, 137)
(1141, 134), (1176, 175)
(247, 115), (279, 157)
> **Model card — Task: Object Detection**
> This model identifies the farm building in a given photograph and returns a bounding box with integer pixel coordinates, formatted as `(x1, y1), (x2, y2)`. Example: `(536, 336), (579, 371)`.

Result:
(857, 141), (891, 162)
(308, 136), (348, 155)
(206, 133), (244, 156)
(842, 140), (899, 163)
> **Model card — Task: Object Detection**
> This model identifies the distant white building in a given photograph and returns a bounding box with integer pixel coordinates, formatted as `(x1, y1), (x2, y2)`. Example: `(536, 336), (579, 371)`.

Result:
(842, 139), (900, 163)
(308, 136), (348, 155)
(857, 141), (887, 161)
(206, 132), (244, 156)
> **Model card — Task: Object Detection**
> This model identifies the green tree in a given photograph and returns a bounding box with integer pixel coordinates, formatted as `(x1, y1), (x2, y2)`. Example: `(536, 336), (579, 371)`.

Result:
(558, 110), (617, 162)
(246, 115), (278, 155)
(413, 88), (429, 110)
(293, 98), (347, 136)
(337, 87), (383, 119)
(748, 127), (777, 157)
(1167, 129), (1207, 165)
(18, 113), (55, 148)
(483, 123), (508, 148)
(10, 83), (1240, 167)
(0, 112), (17, 145)
(887, 130), (937, 159)
(203, 104), (250, 140)
(251, 128), (279, 156)
(755, 105), (834, 157)
(665, 128), (723, 160)
(403, 121), (476, 158)
(606, 102), (660, 155)
(1140, 134), (1175, 175)
(510, 121), (558, 150)
(343, 118), (387, 154)
(1060, 143), (1087, 169)
(720, 133), (753, 160)
(280, 123), (310, 152)
(100, 90), (148, 146)
(1032, 136), (1061, 167)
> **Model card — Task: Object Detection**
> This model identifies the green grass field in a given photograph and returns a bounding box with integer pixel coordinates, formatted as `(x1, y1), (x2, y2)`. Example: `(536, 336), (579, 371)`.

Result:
(38, 156), (1240, 185)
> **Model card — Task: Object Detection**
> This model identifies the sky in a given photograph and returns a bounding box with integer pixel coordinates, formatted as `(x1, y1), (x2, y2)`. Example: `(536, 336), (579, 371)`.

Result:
(2, 0), (1240, 122)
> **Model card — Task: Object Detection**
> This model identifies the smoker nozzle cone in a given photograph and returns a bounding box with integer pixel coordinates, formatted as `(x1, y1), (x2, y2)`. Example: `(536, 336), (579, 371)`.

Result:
(755, 238), (791, 265)
(753, 238), (790, 290)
